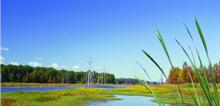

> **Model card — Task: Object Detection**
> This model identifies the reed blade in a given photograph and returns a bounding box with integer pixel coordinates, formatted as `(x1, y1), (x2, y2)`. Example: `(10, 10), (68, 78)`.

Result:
(142, 50), (167, 80)
(156, 29), (185, 104)
(176, 39), (214, 105)
(157, 29), (174, 68)
(195, 19), (219, 106)
(187, 66), (201, 106)
(138, 79), (162, 105)
(195, 19), (208, 55)
(185, 24), (211, 89)
(136, 61), (152, 80)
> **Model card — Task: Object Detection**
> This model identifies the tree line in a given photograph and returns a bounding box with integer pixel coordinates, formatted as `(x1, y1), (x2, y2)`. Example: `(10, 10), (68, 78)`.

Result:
(115, 78), (161, 85)
(0, 64), (115, 84)
(166, 62), (220, 84)
(3, 62), (218, 85)
(115, 78), (140, 84)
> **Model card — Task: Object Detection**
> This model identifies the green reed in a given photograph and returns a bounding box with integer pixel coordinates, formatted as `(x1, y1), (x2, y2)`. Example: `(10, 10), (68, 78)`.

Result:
(141, 19), (219, 106)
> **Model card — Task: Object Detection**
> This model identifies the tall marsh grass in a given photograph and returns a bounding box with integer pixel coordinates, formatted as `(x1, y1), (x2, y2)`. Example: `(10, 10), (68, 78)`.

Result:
(141, 19), (219, 106)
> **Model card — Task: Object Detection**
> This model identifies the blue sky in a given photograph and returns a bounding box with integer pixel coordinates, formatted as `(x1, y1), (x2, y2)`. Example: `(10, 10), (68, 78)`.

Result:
(1, 0), (220, 81)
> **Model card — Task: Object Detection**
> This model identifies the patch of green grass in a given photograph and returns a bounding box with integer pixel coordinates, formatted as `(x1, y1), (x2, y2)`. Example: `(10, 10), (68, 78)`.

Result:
(1, 85), (220, 106)
(1, 88), (119, 106)
(35, 95), (61, 102)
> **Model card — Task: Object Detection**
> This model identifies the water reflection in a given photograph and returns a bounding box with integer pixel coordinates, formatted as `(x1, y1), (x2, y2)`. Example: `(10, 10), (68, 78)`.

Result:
(89, 95), (169, 106)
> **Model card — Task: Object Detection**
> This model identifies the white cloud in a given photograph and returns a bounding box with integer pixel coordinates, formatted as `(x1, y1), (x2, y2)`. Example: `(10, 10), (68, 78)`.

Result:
(50, 63), (58, 69)
(0, 56), (5, 64)
(10, 61), (19, 65)
(72, 65), (81, 70)
(28, 61), (42, 67)
(49, 63), (73, 70)
(0, 47), (9, 51)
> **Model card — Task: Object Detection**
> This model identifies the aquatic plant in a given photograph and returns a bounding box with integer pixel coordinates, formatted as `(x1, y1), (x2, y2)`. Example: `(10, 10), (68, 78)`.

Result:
(141, 18), (219, 106)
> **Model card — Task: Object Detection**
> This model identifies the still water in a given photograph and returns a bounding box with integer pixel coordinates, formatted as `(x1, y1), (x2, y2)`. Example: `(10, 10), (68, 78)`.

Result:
(89, 95), (168, 106)
(1, 85), (126, 92)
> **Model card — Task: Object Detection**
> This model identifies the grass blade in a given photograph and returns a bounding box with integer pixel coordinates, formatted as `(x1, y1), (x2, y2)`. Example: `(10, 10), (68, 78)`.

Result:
(176, 39), (214, 105)
(157, 29), (174, 68)
(195, 19), (208, 56)
(136, 61), (152, 80)
(142, 50), (167, 79)
(189, 47), (196, 65)
(138, 79), (163, 106)
(156, 29), (185, 104)
(185, 24), (211, 89)
(177, 84), (184, 104)
(187, 66), (201, 106)
(195, 18), (219, 106)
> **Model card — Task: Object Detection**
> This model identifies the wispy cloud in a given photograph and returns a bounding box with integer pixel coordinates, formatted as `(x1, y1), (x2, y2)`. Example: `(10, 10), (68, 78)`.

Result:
(28, 61), (42, 67)
(72, 65), (81, 69)
(49, 63), (73, 70)
(50, 63), (58, 69)
(10, 61), (19, 65)
(0, 56), (5, 64)
(0, 47), (9, 51)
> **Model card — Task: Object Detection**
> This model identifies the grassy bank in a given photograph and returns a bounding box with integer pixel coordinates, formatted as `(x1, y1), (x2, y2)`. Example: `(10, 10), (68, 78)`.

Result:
(1, 84), (220, 106)
(1, 88), (119, 106)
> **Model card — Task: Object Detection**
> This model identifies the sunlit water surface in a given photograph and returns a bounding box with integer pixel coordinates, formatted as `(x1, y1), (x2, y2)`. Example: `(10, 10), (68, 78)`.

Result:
(89, 95), (169, 106)
(1, 85), (126, 92)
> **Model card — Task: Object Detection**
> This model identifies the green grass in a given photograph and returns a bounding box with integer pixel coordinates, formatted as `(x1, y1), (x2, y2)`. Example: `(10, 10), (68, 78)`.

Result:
(1, 88), (119, 106)
(141, 18), (220, 106)
(1, 85), (220, 106)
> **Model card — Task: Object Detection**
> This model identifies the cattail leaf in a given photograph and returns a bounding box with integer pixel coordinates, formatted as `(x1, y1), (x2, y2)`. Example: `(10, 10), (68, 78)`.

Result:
(184, 24), (211, 87)
(176, 39), (215, 105)
(195, 19), (208, 55)
(156, 29), (174, 68)
(136, 61), (152, 80)
(138, 79), (163, 105)
(142, 50), (167, 79)
(195, 19), (219, 106)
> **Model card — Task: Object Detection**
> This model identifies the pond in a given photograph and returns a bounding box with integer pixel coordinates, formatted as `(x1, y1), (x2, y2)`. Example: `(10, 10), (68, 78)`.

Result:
(0, 85), (126, 92)
(89, 95), (169, 106)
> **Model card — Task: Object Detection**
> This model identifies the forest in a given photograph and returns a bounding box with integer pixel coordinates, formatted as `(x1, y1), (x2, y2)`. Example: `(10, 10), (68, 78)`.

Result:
(1, 62), (220, 84)
(0, 64), (147, 84)
(0, 64), (115, 84)
(166, 62), (220, 84)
